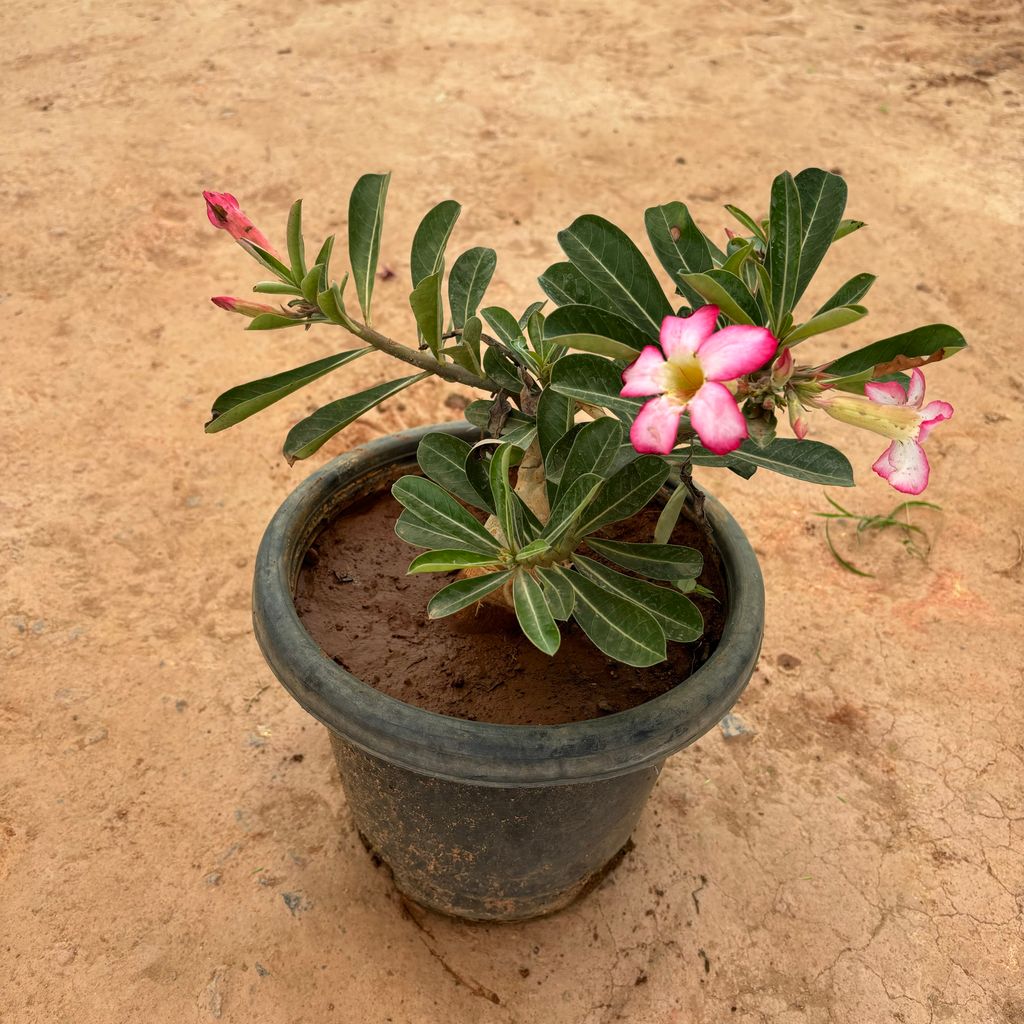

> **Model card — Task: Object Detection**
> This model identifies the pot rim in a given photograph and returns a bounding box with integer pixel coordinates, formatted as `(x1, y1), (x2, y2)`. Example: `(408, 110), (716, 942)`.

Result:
(252, 422), (764, 787)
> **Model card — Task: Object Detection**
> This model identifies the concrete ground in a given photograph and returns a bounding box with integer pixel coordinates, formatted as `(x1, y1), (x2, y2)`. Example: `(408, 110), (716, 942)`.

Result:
(2, 0), (1022, 1021)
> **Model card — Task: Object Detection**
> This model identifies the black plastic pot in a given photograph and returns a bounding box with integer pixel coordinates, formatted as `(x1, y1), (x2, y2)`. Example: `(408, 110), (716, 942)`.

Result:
(252, 422), (764, 921)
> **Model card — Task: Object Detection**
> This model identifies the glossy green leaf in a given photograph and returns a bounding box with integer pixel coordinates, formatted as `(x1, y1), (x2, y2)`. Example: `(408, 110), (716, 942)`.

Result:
(286, 199), (307, 281)
(456, 315), (483, 375)
(722, 240), (755, 277)
(348, 172), (391, 322)
(313, 234), (334, 276)
(543, 473), (604, 549)
(206, 349), (369, 434)
(783, 304), (867, 345)
(549, 354), (643, 419)
(644, 202), (715, 309)
(519, 301), (547, 329)
(767, 171), (802, 326)
(793, 168), (847, 303)
(538, 261), (621, 313)
(826, 324), (967, 378)
(513, 571), (561, 655)
(575, 456), (670, 536)
(409, 271), (443, 358)
(535, 388), (575, 463)
(246, 313), (308, 331)
(536, 567), (574, 620)
(283, 373), (427, 464)
(585, 538), (702, 580)
(411, 199), (461, 287)
(392, 475), (503, 554)
(684, 437), (854, 485)
(448, 246), (496, 329)
(489, 443), (527, 550)
(834, 219), (865, 241)
(543, 304), (650, 360)
(724, 204), (767, 242)
(253, 281), (303, 296)
(300, 265), (322, 303)
(481, 306), (528, 349)
(561, 570), (666, 667)
(558, 214), (671, 338)
(815, 273), (876, 316)
(239, 240), (296, 285)
(396, 509), (476, 551)
(516, 538), (552, 561)
(417, 432), (493, 512)
(408, 549), (503, 574)
(542, 423), (584, 500)
(678, 270), (760, 326)
(573, 554), (702, 643)
(556, 418), (624, 505)
(427, 571), (513, 619)
(483, 345), (523, 392)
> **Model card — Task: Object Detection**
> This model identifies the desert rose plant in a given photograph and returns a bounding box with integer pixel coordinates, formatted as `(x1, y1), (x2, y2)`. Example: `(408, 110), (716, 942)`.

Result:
(203, 170), (965, 666)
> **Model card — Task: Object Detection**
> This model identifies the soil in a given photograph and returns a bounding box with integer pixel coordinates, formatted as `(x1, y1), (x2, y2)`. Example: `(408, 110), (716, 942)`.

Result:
(4, 1), (1024, 1022)
(295, 480), (727, 726)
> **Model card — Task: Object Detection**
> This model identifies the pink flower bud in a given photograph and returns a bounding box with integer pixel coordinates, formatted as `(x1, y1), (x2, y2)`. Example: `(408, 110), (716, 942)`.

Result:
(787, 395), (809, 440)
(203, 191), (281, 258)
(771, 348), (794, 387)
(211, 296), (283, 318)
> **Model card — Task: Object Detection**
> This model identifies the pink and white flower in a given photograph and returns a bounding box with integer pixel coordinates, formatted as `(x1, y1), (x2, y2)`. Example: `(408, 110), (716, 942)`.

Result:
(620, 306), (778, 455)
(203, 191), (281, 258)
(818, 368), (953, 494)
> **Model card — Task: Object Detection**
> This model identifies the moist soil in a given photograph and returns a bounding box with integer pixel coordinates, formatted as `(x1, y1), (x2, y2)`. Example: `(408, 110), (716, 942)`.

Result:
(295, 483), (727, 726)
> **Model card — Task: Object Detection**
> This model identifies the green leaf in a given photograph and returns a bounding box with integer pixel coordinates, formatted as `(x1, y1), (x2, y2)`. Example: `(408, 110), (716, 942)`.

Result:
(245, 313), (308, 331)
(348, 172), (391, 323)
(535, 388), (575, 463)
(561, 570), (666, 667)
(513, 571), (561, 655)
(283, 373), (427, 464)
(205, 349), (369, 433)
(558, 214), (671, 338)
(542, 423), (584, 499)
(411, 199), (461, 287)
(543, 304), (650, 359)
(644, 202), (715, 306)
(253, 281), (303, 296)
(300, 265), (323, 303)
(515, 538), (552, 561)
(543, 473), (604, 549)
(417, 432), (493, 512)
(549, 354), (643, 419)
(834, 219), (865, 241)
(455, 315), (483, 375)
(409, 272), (443, 358)
(396, 509), (476, 550)
(556, 417), (624, 505)
(313, 234), (335, 276)
(573, 554), (702, 643)
(538, 261), (621, 313)
(766, 171), (802, 327)
(783, 304), (867, 345)
(519, 301), (547, 329)
(685, 437), (854, 486)
(392, 475), (503, 554)
(575, 456), (670, 536)
(238, 240), (296, 285)
(793, 168), (847, 303)
(448, 246), (496, 329)
(536, 567), (574, 620)
(585, 538), (702, 580)
(826, 324), (967, 378)
(427, 571), (513, 619)
(679, 269), (761, 326)
(286, 199), (307, 281)
(724, 204), (767, 243)
(815, 273), (876, 316)
(483, 345), (524, 391)
(722, 240), (755, 277)
(316, 276), (354, 327)
(489, 443), (527, 550)
(481, 306), (528, 349)
(408, 549), (503, 574)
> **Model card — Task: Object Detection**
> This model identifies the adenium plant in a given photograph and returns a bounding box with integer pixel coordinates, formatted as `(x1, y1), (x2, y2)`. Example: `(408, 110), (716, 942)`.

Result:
(203, 170), (965, 667)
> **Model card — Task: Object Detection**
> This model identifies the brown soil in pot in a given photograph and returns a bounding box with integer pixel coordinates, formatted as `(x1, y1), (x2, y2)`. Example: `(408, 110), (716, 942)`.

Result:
(294, 479), (727, 726)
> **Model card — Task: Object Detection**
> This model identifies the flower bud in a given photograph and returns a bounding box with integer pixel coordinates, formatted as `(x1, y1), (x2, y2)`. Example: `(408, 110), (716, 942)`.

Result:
(771, 347), (794, 387)
(211, 296), (284, 318)
(203, 191), (281, 258)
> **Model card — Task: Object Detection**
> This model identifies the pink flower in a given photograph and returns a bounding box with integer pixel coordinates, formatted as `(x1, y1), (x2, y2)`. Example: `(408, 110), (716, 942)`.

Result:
(818, 369), (953, 494)
(620, 306), (778, 455)
(211, 296), (285, 318)
(203, 191), (281, 258)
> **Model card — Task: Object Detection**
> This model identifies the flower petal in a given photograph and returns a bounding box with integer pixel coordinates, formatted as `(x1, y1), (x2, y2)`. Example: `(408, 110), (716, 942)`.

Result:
(917, 400), (953, 443)
(872, 439), (930, 494)
(659, 306), (719, 359)
(906, 368), (926, 408)
(620, 346), (669, 397)
(629, 396), (682, 455)
(863, 380), (907, 406)
(696, 325), (778, 382)
(688, 382), (748, 455)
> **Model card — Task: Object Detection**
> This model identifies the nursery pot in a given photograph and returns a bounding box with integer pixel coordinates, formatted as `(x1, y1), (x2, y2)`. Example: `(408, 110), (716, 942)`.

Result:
(252, 422), (764, 922)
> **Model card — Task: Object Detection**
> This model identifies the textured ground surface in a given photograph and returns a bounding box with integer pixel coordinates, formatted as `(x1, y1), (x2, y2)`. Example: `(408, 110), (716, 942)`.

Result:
(3, 1), (1023, 1021)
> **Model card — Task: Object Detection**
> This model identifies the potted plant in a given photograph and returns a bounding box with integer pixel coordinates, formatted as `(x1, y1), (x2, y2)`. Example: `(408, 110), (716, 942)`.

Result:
(202, 170), (964, 920)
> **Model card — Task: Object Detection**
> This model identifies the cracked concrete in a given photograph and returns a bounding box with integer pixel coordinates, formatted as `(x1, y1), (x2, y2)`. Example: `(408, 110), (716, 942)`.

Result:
(2, 0), (1022, 1021)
